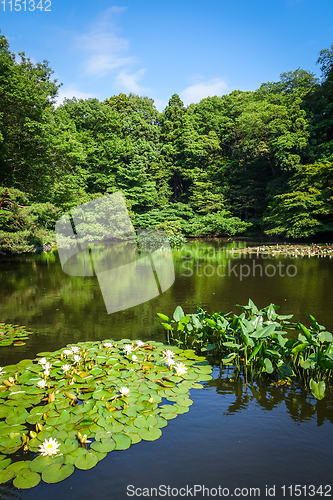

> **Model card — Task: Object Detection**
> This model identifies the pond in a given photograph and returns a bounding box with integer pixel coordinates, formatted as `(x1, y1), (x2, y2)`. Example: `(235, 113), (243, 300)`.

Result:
(0, 240), (333, 499)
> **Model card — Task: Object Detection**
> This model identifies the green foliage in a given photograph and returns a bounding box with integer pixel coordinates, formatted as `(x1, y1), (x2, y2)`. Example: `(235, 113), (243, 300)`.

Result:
(264, 161), (333, 238)
(0, 339), (211, 489)
(0, 323), (32, 347)
(134, 204), (250, 237)
(2, 32), (333, 247)
(0, 187), (60, 253)
(158, 300), (333, 400)
(187, 211), (251, 237)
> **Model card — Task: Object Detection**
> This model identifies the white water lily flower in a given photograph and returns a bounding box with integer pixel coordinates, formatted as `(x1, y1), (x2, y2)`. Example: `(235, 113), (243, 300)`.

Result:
(103, 342), (113, 348)
(37, 379), (47, 389)
(62, 364), (71, 373)
(43, 369), (50, 377)
(62, 349), (72, 357)
(163, 349), (175, 358)
(124, 344), (133, 354)
(165, 356), (175, 367)
(136, 340), (145, 347)
(0, 367), (5, 376)
(44, 362), (52, 371)
(38, 437), (60, 456)
(38, 357), (47, 366)
(119, 387), (130, 397)
(131, 354), (138, 362)
(70, 346), (80, 354)
(73, 355), (81, 364)
(174, 362), (187, 377)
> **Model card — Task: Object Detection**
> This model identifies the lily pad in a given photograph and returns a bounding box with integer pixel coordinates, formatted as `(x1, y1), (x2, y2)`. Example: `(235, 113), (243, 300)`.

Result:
(0, 468), (15, 483)
(113, 433), (131, 450)
(13, 471), (41, 489)
(90, 438), (115, 453)
(30, 454), (64, 473)
(42, 463), (75, 483)
(138, 427), (162, 441)
(74, 452), (98, 470)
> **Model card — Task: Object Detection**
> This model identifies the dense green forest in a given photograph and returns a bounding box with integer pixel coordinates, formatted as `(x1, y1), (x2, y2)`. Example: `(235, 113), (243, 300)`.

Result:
(0, 32), (332, 252)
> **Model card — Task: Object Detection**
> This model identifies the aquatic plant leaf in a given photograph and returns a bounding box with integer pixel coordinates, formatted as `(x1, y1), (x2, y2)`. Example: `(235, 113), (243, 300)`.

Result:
(113, 433), (131, 450)
(0, 458), (11, 470)
(263, 358), (273, 374)
(309, 379), (326, 400)
(173, 306), (185, 322)
(318, 331), (333, 343)
(90, 438), (115, 453)
(30, 455), (64, 473)
(125, 432), (141, 444)
(7, 461), (31, 473)
(0, 468), (15, 483)
(42, 463), (74, 483)
(13, 471), (41, 489)
(74, 452), (98, 470)
(138, 427), (162, 441)
(267, 304), (276, 321)
(278, 363), (294, 377)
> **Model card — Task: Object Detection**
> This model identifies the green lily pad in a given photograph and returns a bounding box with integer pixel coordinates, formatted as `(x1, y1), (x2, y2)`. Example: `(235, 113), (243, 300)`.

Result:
(138, 427), (162, 441)
(74, 452), (98, 470)
(125, 432), (141, 444)
(0, 458), (11, 470)
(59, 438), (78, 454)
(30, 454), (64, 473)
(13, 471), (41, 489)
(113, 433), (131, 450)
(7, 460), (31, 473)
(42, 463), (74, 483)
(0, 468), (15, 483)
(90, 438), (115, 453)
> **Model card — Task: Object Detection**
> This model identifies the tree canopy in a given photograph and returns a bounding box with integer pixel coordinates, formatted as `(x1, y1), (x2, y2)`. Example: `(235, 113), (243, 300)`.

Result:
(1, 32), (333, 252)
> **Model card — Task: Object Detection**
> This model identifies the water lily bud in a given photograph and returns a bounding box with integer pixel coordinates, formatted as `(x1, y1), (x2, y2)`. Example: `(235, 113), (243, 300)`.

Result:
(30, 430), (38, 439)
(23, 444), (29, 452)
(9, 377), (14, 383)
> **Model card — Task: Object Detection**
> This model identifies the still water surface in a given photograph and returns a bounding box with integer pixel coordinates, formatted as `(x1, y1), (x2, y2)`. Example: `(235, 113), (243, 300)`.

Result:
(0, 240), (332, 499)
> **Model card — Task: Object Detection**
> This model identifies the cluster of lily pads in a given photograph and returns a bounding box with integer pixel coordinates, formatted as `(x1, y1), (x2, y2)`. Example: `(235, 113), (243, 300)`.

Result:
(0, 323), (32, 347)
(0, 339), (212, 489)
(229, 244), (333, 258)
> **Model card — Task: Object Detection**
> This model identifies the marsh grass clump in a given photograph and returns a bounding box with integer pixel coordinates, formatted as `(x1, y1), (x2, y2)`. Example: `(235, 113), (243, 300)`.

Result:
(0, 339), (212, 489)
(158, 300), (333, 401)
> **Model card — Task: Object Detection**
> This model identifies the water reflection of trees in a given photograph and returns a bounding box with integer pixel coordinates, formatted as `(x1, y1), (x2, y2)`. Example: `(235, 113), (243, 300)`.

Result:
(210, 369), (333, 426)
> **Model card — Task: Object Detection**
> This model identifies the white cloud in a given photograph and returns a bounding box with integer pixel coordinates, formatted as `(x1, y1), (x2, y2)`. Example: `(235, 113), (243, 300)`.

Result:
(115, 69), (150, 94)
(55, 86), (96, 107)
(180, 78), (228, 105)
(75, 7), (140, 79)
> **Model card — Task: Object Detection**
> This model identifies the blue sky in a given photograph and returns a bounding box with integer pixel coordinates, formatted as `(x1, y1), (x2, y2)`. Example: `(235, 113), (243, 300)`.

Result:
(1, 0), (333, 111)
